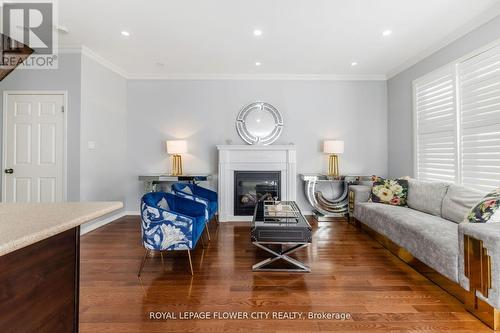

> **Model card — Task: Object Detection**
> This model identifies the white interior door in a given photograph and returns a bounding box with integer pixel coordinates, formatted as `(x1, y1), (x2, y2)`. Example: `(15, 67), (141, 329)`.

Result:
(3, 93), (65, 202)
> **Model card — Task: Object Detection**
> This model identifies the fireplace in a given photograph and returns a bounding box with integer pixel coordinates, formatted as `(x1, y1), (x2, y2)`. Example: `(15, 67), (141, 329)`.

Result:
(217, 145), (296, 222)
(234, 171), (281, 216)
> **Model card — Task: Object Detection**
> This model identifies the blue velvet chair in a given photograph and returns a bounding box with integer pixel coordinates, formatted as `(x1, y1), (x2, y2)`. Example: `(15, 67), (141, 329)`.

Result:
(138, 192), (207, 276)
(171, 183), (218, 240)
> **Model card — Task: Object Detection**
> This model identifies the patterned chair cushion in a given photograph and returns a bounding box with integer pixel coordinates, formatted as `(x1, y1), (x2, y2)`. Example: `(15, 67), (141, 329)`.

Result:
(141, 192), (206, 251)
(172, 183), (218, 220)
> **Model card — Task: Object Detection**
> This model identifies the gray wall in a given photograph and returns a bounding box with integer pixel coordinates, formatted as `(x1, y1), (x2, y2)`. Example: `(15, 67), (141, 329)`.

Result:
(0, 53), (81, 201)
(126, 79), (388, 211)
(387, 15), (500, 178)
(80, 55), (127, 204)
(0, 52), (128, 207)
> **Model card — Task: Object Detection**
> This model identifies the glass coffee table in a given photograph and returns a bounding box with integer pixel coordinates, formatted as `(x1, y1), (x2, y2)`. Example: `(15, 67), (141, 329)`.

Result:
(251, 201), (312, 272)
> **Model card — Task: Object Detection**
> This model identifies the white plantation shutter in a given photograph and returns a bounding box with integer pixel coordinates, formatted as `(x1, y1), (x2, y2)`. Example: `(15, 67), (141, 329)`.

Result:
(459, 44), (500, 192)
(414, 66), (458, 183)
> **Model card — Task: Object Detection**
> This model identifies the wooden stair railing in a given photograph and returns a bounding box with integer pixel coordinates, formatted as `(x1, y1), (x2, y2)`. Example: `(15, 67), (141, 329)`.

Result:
(0, 33), (33, 81)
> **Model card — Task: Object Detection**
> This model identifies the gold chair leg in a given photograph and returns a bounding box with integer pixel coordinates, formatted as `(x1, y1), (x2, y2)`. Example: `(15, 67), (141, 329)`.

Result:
(187, 250), (194, 276)
(205, 224), (211, 241)
(200, 232), (206, 248)
(160, 252), (165, 271)
(137, 249), (149, 277)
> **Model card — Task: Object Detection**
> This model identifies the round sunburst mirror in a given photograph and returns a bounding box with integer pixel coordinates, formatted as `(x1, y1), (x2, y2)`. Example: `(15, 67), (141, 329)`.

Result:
(236, 102), (283, 145)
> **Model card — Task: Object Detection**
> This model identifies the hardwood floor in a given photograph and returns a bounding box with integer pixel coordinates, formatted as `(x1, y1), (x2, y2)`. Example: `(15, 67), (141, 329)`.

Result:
(80, 216), (492, 332)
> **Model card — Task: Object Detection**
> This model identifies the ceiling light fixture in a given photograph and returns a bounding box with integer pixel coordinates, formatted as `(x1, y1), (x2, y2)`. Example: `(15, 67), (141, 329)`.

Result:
(121, 30), (130, 37)
(255, 61), (261, 66)
(253, 29), (262, 37)
(382, 29), (392, 37)
(351, 62), (358, 67)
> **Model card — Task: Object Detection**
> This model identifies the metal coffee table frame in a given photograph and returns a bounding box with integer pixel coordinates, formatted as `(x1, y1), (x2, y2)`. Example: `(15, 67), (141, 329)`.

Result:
(252, 241), (310, 272)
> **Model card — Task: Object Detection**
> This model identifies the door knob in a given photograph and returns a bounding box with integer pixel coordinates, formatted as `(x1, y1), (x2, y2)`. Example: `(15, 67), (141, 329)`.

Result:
(4, 168), (13, 174)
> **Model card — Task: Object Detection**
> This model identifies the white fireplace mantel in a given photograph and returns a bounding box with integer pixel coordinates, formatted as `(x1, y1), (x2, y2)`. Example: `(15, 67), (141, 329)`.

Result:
(217, 145), (297, 222)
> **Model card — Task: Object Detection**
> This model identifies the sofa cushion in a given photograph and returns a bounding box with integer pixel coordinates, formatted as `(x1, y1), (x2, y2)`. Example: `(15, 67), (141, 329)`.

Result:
(354, 202), (459, 282)
(407, 179), (449, 216)
(442, 185), (485, 223)
(350, 185), (372, 204)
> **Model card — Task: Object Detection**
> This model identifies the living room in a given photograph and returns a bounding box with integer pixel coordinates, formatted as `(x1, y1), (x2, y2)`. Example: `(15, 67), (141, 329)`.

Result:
(1, 0), (500, 332)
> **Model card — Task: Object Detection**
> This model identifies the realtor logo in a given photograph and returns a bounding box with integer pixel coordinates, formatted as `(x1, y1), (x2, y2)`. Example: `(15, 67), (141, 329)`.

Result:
(1, 0), (58, 69)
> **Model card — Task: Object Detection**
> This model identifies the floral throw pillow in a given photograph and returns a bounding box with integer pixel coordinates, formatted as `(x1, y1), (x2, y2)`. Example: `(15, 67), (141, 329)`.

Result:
(370, 178), (409, 206)
(465, 188), (500, 223)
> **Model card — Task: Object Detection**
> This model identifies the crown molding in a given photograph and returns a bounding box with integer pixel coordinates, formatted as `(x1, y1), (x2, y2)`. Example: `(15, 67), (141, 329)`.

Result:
(58, 45), (129, 78)
(387, 4), (500, 79)
(125, 73), (387, 81)
(58, 46), (83, 54)
(80, 46), (128, 78)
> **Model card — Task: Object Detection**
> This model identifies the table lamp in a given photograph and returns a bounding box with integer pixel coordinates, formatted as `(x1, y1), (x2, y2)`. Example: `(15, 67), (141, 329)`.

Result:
(323, 140), (344, 177)
(166, 140), (187, 176)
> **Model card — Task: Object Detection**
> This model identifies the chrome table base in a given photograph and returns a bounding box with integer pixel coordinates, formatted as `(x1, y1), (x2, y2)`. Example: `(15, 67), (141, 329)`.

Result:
(300, 174), (372, 221)
(313, 211), (345, 221)
(252, 242), (310, 272)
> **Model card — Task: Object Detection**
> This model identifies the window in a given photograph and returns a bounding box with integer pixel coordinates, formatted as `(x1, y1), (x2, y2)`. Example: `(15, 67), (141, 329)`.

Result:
(414, 43), (500, 192)
(414, 66), (457, 183)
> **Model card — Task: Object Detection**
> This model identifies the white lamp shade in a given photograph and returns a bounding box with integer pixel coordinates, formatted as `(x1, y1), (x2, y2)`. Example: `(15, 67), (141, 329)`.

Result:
(323, 140), (344, 154)
(166, 140), (187, 154)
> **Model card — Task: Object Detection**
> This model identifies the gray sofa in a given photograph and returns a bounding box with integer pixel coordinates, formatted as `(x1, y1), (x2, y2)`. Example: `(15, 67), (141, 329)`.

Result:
(352, 179), (500, 310)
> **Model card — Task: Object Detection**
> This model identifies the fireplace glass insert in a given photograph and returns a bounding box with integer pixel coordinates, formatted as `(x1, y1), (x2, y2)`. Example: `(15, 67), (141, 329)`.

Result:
(234, 171), (281, 216)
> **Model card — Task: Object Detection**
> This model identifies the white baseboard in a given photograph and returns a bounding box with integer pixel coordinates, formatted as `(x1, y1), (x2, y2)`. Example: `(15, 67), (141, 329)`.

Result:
(80, 210), (141, 235)
(81, 209), (313, 233)
(80, 210), (125, 235)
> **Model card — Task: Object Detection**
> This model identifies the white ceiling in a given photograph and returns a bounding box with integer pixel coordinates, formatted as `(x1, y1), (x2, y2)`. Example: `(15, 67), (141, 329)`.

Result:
(57, 0), (500, 79)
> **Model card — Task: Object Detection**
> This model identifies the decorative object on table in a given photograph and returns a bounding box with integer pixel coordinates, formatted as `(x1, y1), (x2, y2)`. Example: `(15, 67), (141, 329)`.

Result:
(138, 174), (211, 193)
(369, 177), (409, 206)
(139, 192), (208, 276)
(323, 140), (344, 177)
(236, 102), (283, 145)
(166, 140), (187, 176)
(172, 183), (219, 240)
(301, 174), (373, 221)
(251, 201), (312, 272)
(263, 200), (300, 223)
(464, 188), (500, 223)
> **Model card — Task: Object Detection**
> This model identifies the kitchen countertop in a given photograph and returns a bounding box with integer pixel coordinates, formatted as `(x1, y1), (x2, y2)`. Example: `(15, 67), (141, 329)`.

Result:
(0, 201), (123, 256)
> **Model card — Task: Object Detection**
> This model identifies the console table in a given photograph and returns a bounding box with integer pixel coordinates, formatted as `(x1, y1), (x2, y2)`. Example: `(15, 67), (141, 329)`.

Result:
(300, 174), (372, 221)
(138, 174), (211, 192)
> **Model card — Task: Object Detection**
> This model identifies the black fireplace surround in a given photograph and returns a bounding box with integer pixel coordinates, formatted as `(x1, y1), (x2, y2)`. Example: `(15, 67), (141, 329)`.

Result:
(234, 171), (281, 216)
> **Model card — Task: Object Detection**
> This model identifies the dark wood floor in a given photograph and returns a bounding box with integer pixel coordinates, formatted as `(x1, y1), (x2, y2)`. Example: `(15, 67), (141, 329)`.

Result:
(80, 216), (492, 332)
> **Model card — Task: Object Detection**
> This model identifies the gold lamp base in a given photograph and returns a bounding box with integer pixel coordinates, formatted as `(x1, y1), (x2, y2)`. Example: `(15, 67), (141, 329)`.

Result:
(171, 154), (183, 176)
(328, 154), (340, 178)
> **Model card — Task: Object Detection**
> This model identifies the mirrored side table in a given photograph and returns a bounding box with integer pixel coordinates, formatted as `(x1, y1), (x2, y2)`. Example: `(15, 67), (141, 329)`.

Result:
(300, 174), (372, 221)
